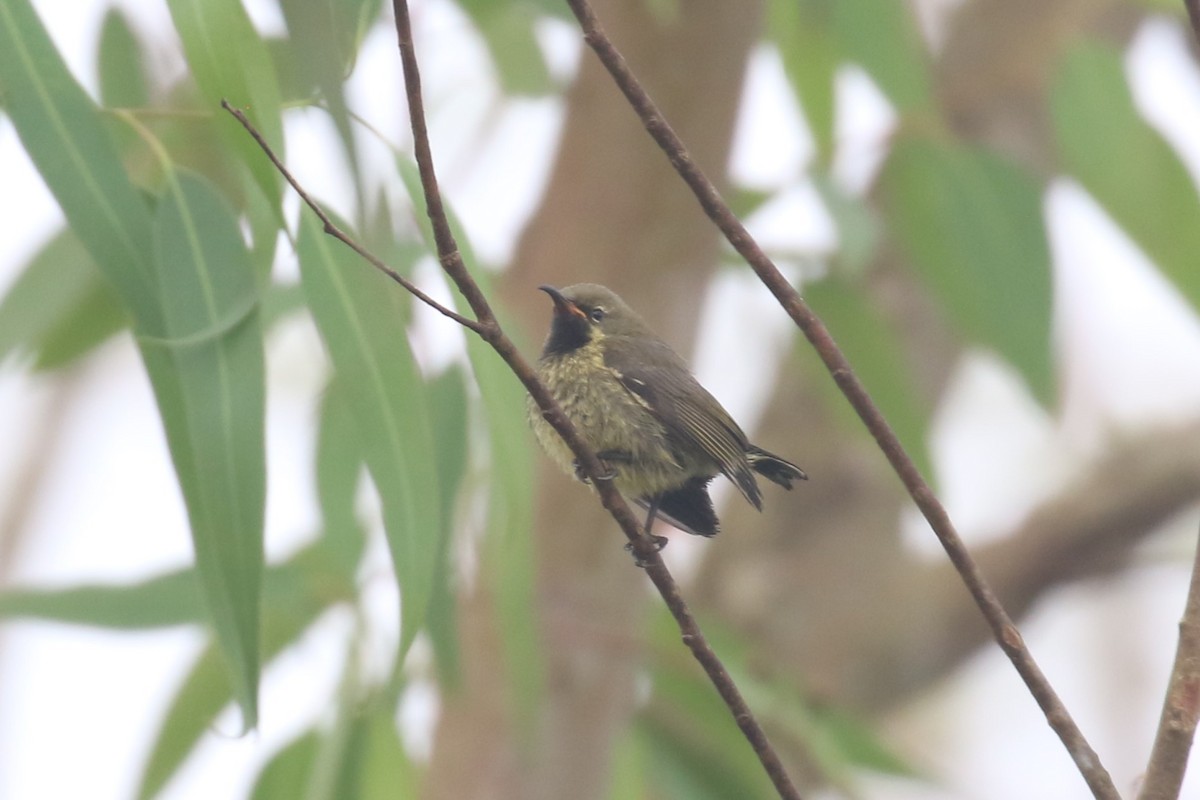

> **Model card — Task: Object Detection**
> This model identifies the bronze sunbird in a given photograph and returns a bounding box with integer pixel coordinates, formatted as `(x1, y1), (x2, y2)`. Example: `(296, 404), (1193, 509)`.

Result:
(528, 283), (806, 540)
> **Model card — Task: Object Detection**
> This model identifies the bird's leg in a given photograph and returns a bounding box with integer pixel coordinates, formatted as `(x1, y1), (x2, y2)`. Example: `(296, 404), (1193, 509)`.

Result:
(625, 494), (668, 567)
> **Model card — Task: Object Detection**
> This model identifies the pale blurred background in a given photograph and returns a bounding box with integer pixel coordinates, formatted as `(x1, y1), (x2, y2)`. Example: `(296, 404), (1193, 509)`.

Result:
(3, 0), (1200, 798)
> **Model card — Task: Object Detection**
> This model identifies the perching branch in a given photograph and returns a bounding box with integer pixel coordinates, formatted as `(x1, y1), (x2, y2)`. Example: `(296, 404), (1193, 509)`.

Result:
(558, 0), (1120, 798)
(226, 5), (805, 798)
(1139, 520), (1200, 800)
(391, 4), (800, 795)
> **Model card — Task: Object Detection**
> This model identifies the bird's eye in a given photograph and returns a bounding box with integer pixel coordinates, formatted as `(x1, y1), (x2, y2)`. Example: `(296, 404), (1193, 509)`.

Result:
(589, 307), (606, 322)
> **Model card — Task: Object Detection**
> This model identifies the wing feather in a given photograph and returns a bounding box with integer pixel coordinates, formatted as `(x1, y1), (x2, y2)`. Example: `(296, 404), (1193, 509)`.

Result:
(605, 336), (762, 508)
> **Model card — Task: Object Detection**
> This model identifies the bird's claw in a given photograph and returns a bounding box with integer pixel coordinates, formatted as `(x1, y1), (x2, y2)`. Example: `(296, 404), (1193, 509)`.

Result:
(624, 535), (668, 567)
(573, 459), (618, 484)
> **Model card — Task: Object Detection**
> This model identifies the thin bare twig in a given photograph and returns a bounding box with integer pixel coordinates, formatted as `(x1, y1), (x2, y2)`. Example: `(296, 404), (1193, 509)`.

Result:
(225, 8), (804, 800)
(220, 100), (483, 335)
(1139, 519), (1200, 800)
(559, 1), (1120, 798)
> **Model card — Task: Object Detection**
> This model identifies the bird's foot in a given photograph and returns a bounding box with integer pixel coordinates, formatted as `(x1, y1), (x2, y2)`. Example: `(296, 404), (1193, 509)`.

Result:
(573, 459), (617, 484)
(573, 450), (629, 484)
(624, 534), (668, 567)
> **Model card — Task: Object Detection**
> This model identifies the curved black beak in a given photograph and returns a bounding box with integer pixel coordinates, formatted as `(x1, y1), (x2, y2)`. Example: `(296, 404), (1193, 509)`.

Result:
(539, 284), (586, 319)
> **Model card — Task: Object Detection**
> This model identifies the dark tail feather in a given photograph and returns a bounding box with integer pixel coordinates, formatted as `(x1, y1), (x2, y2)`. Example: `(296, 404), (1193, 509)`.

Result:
(747, 445), (807, 489)
(635, 477), (719, 537)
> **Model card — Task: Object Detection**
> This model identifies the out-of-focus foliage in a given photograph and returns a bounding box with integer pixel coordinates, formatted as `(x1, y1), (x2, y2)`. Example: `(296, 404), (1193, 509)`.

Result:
(1, 0), (1199, 796)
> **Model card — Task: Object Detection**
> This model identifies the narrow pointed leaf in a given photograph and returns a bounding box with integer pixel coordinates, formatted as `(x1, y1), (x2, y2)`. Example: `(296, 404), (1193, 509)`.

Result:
(98, 8), (149, 109)
(0, 0), (158, 321)
(458, 0), (553, 95)
(0, 228), (124, 368)
(833, 0), (930, 112)
(297, 214), (441, 661)
(143, 170), (266, 728)
(881, 140), (1054, 403)
(314, 378), (367, 574)
(397, 161), (538, 715)
(1051, 41), (1200, 310)
(769, 0), (837, 161)
(425, 366), (470, 687)
(251, 732), (320, 800)
(136, 545), (347, 800)
(165, 0), (285, 204)
(805, 279), (932, 479)
(0, 569), (203, 629)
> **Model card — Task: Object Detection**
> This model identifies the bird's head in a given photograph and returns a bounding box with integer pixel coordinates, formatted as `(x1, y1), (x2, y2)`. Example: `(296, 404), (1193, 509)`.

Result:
(538, 283), (648, 356)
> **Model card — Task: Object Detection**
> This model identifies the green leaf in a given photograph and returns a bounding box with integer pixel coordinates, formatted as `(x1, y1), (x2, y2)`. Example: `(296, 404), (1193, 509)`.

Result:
(251, 731), (320, 800)
(396, 160), (538, 720)
(881, 139), (1054, 404)
(424, 366), (470, 688)
(814, 174), (880, 273)
(807, 705), (917, 777)
(0, 568), (203, 629)
(0, 228), (125, 369)
(142, 170), (267, 729)
(833, 0), (930, 112)
(314, 378), (367, 574)
(769, 0), (838, 162)
(0, 0), (159, 321)
(458, 0), (553, 95)
(137, 545), (349, 800)
(277, 0), (381, 211)
(804, 279), (932, 479)
(1, 3), (269, 728)
(346, 703), (418, 800)
(298, 213), (442, 662)
(35, 278), (128, 370)
(1051, 40), (1200, 310)
(249, 700), (416, 800)
(165, 0), (285, 205)
(98, 8), (149, 109)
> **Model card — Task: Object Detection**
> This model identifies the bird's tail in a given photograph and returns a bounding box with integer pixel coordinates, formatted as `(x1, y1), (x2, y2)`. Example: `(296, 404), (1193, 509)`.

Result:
(747, 445), (807, 489)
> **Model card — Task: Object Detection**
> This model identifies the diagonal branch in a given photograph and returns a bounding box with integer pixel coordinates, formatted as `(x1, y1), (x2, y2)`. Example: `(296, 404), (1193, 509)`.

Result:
(389, 5), (800, 797)
(559, 0), (1120, 797)
(227, 6), (805, 799)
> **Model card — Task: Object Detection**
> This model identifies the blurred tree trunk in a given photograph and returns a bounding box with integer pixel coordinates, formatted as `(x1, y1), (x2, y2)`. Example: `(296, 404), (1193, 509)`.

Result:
(423, 2), (763, 798)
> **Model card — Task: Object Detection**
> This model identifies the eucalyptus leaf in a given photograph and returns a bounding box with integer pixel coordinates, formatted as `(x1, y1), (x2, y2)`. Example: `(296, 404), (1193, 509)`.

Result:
(143, 170), (267, 728)
(98, 8), (149, 109)
(833, 0), (930, 112)
(1051, 40), (1200, 311)
(881, 139), (1054, 404)
(0, 228), (125, 369)
(0, 0), (159, 319)
(457, 0), (553, 95)
(165, 0), (285, 205)
(0, 568), (203, 629)
(425, 365), (470, 688)
(136, 544), (350, 800)
(396, 160), (539, 718)
(769, 0), (837, 162)
(804, 279), (933, 480)
(297, 212), (442, 662)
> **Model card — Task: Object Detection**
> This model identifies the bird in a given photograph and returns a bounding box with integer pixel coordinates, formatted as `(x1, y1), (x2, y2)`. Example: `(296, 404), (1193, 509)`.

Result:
(527, 283), (806, 541)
